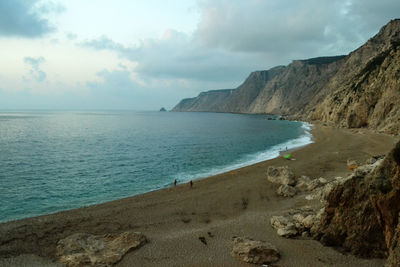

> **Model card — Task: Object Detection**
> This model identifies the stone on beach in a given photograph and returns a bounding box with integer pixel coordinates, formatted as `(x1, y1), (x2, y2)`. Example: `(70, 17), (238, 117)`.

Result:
(271, 205), (325, 239)
(270, 216), (298, 237)
(231, 237), (280, 264)
(57, 231), (147, 267)
(267, 166), (296, 186)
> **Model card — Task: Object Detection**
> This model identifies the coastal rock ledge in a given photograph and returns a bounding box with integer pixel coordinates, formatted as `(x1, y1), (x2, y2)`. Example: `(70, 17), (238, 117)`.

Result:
(231, 237), (280, 264)
(57, 231), (147, 267)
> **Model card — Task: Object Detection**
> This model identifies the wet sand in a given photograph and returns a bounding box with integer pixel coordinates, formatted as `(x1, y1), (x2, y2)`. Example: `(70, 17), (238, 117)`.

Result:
(0, 124), (398, 266)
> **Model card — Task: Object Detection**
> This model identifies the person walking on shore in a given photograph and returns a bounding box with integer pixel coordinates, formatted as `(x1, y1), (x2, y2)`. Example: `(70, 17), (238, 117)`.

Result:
(174, 179), (177, 186)
(189, 180), (193, 188)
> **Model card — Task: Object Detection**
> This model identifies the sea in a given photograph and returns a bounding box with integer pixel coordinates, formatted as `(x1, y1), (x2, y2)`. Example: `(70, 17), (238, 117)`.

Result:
(0, 111), (312, 222)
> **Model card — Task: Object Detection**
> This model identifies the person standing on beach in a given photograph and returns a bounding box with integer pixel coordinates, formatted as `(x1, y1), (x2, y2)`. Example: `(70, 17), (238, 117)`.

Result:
(174, 179), (177, 186)
(190, 180), (193, 188)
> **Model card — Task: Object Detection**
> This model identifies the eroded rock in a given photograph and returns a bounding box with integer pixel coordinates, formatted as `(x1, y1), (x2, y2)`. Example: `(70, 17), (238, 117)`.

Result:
(276, 184), (297, 197)
(316, 142), (400, 260)
(267, 166), (296, 185)
(296, 175), (312, 191)
(271, 206), (324, 239)
(57, 231), (147, 267)
(270, 216), (298, 237)
(232, 237), (280, 264)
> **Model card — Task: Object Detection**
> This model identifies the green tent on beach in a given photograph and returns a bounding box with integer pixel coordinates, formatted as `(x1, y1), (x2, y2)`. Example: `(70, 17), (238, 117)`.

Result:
(284, 153), (292, 159)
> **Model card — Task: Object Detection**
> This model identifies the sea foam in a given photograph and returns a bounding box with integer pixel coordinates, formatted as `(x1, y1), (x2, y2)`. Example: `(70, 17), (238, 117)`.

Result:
(172, 122), (313, 184)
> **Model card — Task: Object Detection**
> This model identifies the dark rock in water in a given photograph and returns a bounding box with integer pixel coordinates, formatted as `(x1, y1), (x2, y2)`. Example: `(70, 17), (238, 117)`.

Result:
(315, 141), (400, 264)
(159, 107), (167, 112)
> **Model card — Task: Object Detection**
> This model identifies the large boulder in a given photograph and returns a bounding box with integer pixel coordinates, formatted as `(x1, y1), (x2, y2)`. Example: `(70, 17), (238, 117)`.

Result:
(231, 237), (280, 264)
(57, 231), (147, 267)
(267, 166), (296, 185)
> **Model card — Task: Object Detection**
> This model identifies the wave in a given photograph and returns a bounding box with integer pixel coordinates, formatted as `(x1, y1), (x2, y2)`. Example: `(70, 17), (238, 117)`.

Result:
(171, 122), (313, 184)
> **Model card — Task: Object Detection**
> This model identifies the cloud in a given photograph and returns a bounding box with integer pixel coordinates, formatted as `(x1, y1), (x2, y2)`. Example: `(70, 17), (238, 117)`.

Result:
(80, 0), (400, 88)
(81, 30), (262, 83)
(81, 36), (128, 52)
(0, 0), (64, 38)
(194, 0), (400, 56)
(87, 69), (140, 97)
(66, 32), (78, 40)
(23, 56), (47, 82)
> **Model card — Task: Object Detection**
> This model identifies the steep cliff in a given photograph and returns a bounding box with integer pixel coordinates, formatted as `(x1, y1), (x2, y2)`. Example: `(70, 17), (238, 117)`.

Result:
(305, 19), (400, 134)
(172, 66), (286, 113)
(172, 19), (400, 134)
(248, 56), (345, 115)
(172, 89), (234, 112)
(172, 58), (344, 115)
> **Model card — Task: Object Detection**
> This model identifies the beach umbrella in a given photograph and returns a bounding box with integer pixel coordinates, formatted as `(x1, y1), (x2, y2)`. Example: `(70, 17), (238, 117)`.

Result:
(284, 154), (291, 159)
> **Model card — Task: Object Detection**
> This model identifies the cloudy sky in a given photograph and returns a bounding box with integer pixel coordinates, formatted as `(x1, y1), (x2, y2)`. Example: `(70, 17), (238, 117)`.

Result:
(0, 0), (399, 110)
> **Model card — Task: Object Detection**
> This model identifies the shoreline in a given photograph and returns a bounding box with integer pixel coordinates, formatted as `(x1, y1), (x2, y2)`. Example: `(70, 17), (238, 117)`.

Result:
(0, 119), (313, 224)
(1, 124), (399, 266)
(173, 120), (314, 185)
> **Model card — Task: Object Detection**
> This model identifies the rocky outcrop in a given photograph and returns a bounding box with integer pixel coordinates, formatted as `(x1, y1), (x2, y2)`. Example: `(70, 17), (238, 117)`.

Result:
(231, 237), (280, 264)
(270, 206), (324, 238)
(315, 141), (400, 263)
(172, 19), (400, 134)
(267, 166), (296, 186)
(56, 231), (147, 267)
(276, 184), (297, 197)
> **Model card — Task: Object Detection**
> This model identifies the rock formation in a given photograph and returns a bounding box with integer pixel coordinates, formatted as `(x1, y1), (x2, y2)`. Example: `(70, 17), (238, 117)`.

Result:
(306, 19), (400, 134)
(231, 237), (280, 264)
(267, 166), (296, 186)
(315, 141), (400, 265)
(172, 19), (400, 134)
(56, 231), (147, 267)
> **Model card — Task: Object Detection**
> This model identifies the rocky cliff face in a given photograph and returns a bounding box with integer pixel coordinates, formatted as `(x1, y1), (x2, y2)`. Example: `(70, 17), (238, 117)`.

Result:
(172, 89), (234, 112)
(315, 141), (400, 266)
(172, 19), (400, 134)
(306, 19), (400, 135)
(172, 58), (344, 115)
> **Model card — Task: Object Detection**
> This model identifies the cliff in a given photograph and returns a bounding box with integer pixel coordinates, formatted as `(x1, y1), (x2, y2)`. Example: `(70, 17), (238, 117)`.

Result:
(316, 141), (400, 266)
(172, 19), (400, 134)
(305, 19), (400, 135)
(172, 89), (234, 112)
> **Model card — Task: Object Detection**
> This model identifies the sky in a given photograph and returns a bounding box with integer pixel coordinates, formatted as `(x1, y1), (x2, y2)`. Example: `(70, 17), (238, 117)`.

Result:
(0, 0), (399, 110)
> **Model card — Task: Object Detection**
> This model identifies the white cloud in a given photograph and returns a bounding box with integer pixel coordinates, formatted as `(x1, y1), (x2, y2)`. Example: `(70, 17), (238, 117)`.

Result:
(1, 0), (400, 109)
(0, 0), (64, 38)
(23, 56), (47, 82)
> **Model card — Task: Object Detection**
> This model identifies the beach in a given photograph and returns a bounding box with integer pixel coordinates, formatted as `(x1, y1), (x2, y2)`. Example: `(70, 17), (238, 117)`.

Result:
(1, 124), (398, 266)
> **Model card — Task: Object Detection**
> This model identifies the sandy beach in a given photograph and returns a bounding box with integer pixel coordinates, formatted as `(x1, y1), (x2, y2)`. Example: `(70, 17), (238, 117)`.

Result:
(1, 124), (398, 267)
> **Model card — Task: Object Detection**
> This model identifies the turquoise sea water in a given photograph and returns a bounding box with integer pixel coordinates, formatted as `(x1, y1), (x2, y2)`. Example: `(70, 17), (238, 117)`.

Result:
(0, 111), (312, 222)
